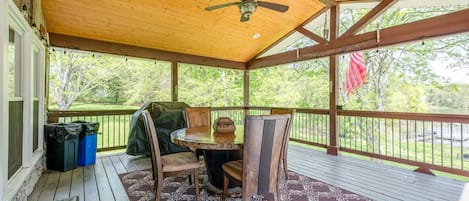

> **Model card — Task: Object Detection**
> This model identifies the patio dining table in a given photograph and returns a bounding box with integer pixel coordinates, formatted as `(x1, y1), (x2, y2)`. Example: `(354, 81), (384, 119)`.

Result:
(170, 126), (244, 190)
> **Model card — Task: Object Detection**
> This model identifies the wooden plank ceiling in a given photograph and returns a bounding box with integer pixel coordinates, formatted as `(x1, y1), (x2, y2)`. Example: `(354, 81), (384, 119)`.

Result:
(42, 0), (324, 62)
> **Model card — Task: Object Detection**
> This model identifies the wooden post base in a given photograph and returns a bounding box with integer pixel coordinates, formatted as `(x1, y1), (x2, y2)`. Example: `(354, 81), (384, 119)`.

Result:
(327, 146), (339, 156)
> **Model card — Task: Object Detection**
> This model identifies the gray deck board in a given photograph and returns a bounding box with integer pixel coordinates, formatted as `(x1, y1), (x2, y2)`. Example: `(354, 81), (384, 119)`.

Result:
(27, 172), (48, 201)
(94, 158), (115, 201)
(288, 145), (467, 201)
(83, 165), (100, 201)
(37, 171), (60, 201)
(102, 156), (130, 201)
(54, 170), (72, 200)
(29, 146), (467, 201)
(69, 167), (84, 200)
(110, 155), (127, 174)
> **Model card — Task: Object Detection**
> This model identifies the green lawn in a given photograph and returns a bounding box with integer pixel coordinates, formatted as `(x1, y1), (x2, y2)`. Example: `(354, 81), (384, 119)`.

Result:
(48, 102), (139, 111)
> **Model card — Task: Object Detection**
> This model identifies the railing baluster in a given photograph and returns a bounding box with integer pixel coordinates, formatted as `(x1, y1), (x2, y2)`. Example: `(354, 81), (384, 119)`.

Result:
(461, 123), (463, 170)
(399, 119), (402, 158)
(431, 121), (434, 165)
(423, 121), (426, 163)
(441, 122), (444, 166)
(355, 116), (358, 150)
(404, 119), (406, 159)
(392, 119), (394, 157)
(385, 118), (387, 155)
(415, 120), (417, 161)
(451, 123), (454, 168)
(378, 118), (381, 155)
(372, 118), (375, 153)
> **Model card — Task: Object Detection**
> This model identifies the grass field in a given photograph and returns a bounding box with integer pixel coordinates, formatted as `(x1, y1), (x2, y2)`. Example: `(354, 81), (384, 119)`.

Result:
(48, 102), (139, 111)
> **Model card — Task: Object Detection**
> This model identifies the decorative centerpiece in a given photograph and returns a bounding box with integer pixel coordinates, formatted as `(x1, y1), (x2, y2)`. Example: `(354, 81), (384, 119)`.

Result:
(213, 117), (236, 134)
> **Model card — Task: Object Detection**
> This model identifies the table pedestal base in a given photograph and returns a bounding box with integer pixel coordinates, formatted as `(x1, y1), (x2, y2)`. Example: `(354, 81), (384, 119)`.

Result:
(203, 150), (241, 189)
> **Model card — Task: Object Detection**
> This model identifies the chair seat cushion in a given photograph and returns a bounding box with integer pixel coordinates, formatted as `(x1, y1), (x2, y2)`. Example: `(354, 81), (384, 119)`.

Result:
(222, 160), (243, 181)
(162, 152), (201, 172)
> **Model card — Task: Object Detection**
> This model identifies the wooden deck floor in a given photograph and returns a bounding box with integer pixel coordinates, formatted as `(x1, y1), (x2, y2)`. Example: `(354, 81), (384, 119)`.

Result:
(28, 145), (468, 201)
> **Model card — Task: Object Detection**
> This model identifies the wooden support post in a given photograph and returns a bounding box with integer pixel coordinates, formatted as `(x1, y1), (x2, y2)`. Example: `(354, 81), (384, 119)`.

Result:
(171, 62), (178, 102)
(243, 70), (250, 114)
(327, 4), (340, 156)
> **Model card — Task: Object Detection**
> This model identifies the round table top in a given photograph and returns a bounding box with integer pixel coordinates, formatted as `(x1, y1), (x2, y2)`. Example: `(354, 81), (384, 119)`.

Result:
(170, 127), (244, 150)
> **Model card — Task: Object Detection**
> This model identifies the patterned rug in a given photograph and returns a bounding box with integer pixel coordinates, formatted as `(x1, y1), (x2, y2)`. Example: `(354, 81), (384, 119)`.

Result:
(118, 169), (372, 201)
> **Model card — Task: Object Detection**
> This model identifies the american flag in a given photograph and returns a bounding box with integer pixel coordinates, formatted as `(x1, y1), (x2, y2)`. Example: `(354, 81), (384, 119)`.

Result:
(343, 52), (367, 96)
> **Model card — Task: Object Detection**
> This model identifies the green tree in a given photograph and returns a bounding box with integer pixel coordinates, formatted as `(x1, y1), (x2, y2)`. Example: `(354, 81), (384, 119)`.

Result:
(49, 49), (123, 110)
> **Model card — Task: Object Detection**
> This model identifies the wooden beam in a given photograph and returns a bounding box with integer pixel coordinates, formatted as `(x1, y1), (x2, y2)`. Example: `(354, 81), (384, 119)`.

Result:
(327, 4), (340, 156)
(249, 7), (327, 60)
(243, 70), (250, 107)
(248, 8), (469, 69)
(341, 0), (397, 37)
(49, 33), (246, 70)
(171, 62), (178, 102)
(295, 27), (327, 44)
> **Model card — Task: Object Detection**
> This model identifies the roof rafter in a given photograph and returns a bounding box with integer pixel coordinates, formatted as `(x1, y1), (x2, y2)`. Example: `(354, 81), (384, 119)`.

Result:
(340, 0), (398, 37)
(247, 8), (469, 69)
(295, 27), (327, 44)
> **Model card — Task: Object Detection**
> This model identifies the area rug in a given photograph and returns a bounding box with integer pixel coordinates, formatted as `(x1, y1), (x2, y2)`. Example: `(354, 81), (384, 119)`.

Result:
(119, 169), (372, 201)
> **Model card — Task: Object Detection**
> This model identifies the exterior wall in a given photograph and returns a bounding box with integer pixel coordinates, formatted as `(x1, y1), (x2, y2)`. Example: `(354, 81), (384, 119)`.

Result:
(10, 155), (45, 201)
(12, 0), (49, 44)
(1, 0), (48, 200)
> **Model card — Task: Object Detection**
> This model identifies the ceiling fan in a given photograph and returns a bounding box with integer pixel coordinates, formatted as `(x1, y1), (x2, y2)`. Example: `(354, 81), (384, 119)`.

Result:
(205, 0), (289, 22)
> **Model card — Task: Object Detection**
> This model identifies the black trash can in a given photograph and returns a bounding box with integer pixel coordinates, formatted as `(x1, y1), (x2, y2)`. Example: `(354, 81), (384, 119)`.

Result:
(72, 121), (100, 166)
(45, 123), (82, 171)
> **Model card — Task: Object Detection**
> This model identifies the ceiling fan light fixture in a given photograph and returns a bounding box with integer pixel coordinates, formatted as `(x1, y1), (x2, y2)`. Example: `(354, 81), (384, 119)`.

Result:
(240, 2), (257, 15)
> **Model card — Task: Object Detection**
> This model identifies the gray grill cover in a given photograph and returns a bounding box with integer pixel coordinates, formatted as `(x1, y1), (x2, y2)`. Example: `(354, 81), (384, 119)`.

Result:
(126, 102), (190, 156)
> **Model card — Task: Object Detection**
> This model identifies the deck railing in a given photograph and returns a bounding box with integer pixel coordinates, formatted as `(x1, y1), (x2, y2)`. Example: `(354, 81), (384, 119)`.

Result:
(338, 110), (469, 176)
(47, 110), (136, 151)
(47, 106), (469, 176)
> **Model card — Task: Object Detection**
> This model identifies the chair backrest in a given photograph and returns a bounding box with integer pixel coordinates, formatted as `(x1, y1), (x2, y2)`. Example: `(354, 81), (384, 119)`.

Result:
(185, 107), (211, 128)
(270, 108), (295, 147)
(141, 111), (163, 186)
(242, 114), (291, 200)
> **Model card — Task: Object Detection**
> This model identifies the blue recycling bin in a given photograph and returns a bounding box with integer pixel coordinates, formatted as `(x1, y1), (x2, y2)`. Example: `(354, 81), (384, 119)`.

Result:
(73, 121), (99, 166)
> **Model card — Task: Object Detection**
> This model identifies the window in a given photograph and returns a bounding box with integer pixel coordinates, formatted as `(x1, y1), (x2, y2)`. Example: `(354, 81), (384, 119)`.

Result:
(8, 27), (23, 179)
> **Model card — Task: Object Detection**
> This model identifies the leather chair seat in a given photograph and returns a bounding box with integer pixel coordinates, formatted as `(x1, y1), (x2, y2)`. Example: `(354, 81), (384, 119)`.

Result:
(162, 152), (201, 172)
(222, 160), (243, 181)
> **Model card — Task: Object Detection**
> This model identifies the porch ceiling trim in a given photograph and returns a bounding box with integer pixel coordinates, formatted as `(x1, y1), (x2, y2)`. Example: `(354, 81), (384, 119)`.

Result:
(248, 8), (469, 69)
(49, 33), (247, 70)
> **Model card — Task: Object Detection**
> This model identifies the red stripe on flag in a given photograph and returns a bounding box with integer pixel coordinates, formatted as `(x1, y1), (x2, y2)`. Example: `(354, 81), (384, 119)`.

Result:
(343, 52), (367, 96)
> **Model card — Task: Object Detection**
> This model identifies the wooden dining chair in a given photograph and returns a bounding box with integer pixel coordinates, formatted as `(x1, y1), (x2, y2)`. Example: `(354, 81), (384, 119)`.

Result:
(222, 114), (292, 201)
(185, 107), (211, 128)
(142, 110), (202, 201)
(270, 108), (295, 179)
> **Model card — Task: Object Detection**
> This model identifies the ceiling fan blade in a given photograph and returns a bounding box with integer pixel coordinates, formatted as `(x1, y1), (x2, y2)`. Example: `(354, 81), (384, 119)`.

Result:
(205, 2), (240, 11)
(240, 14), (250, 22)
(257, 1), (289, 12)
